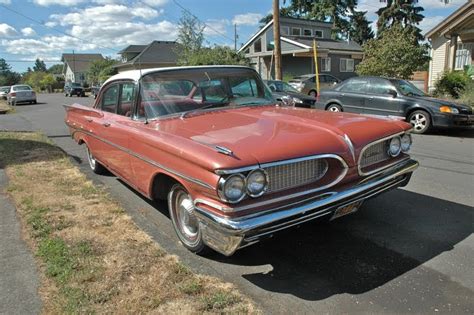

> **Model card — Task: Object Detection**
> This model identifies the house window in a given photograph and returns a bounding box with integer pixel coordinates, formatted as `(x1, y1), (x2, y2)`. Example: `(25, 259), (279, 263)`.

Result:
(303, 29), (312, 37)
(455, 43), (473, 70)
(281, 26), (289, 36)
(254, 38), (262, 53)
(340, 58), (354, 72)
(291, 27), (301, 36)
(321, 58), (331, 72)
(314, 30), (323, 38)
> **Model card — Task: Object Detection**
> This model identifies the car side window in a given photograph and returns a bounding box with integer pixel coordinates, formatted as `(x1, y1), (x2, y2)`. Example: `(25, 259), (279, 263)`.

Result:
(118, 83), (136, 117)
(368, 78), (396, 95)
(339, 79), (369, 93)
(101, 84), (119, 113)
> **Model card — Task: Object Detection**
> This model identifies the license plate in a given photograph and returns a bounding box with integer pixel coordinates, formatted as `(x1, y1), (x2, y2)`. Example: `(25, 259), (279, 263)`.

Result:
(331, 201), (363, 220)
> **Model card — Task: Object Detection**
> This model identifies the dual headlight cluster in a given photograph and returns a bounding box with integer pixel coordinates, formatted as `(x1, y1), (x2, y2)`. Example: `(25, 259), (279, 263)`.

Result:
(388, 133), (412, 157)
(217, 169), (268, 203)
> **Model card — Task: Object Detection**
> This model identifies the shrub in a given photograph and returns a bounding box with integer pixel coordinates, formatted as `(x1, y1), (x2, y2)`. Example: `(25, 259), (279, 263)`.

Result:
(459, 80), (474, 108)
(434, 70), (470, 98)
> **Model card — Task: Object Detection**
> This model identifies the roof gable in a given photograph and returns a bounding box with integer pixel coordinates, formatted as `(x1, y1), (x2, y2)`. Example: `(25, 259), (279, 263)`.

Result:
(61, 53), (104, 72)
(425, 1), (474, 38)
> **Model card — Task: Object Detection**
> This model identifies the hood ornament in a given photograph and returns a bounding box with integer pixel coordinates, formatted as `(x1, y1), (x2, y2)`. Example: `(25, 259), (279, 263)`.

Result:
(215, 145), (233, 156)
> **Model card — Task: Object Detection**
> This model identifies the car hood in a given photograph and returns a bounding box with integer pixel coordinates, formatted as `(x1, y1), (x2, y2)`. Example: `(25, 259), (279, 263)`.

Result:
(153, 105), (410, 169)
(408, 95), (472, 111)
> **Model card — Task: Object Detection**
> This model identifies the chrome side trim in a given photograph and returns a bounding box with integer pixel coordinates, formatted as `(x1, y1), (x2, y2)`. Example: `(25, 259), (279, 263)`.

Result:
(358, 131), (406, 176)
(69, 127), (214, 190)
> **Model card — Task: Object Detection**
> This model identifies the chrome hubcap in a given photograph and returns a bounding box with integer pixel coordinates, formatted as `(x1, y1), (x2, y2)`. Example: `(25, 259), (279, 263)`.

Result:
(174, 190), (199, 245)
(329, 106), (340, 112)
(410, 113), (427, 131)
(86, 147), (96, 169)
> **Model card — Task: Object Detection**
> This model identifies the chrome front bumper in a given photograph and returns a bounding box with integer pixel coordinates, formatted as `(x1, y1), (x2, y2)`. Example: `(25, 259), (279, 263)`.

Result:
(194, 159), (419, 256)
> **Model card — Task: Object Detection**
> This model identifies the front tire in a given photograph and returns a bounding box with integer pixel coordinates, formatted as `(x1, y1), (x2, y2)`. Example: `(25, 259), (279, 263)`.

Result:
(85, 145), (107, 174)
(327, 104), (343, 112)
(408, 110), (431, 134)
(168, 184), (206, 254)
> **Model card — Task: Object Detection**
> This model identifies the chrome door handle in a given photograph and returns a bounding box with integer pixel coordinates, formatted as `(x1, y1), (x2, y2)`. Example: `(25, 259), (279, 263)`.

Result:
(102, 122), (111, 127)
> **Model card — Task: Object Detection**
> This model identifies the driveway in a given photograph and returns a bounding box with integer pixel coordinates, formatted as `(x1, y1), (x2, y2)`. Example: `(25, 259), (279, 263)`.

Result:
(2, 93), (473, 314)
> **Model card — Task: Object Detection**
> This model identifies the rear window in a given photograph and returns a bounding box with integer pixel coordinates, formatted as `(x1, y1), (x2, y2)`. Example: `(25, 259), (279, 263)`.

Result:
(12, 85), (32, 91)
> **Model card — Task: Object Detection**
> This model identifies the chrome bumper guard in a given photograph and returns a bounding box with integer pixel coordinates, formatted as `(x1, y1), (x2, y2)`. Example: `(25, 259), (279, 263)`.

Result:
(195, 159), (419, 256)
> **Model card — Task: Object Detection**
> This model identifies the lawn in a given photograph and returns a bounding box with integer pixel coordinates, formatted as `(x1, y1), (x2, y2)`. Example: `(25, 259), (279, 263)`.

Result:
(0, 132), (258, 314)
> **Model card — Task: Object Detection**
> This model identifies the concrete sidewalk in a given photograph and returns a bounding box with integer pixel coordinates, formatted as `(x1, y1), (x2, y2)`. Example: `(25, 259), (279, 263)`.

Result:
(0, 169), (42, 315)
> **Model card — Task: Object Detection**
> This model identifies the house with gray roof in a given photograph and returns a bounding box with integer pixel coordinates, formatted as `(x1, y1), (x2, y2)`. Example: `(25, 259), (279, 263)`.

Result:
(238, 17), (363, 81)
(61, 53), (104, 84)
(115, 41), (179, 72)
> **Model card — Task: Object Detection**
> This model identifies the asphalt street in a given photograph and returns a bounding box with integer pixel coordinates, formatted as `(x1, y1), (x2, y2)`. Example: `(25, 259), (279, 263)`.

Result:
(1, 93), (473, 314)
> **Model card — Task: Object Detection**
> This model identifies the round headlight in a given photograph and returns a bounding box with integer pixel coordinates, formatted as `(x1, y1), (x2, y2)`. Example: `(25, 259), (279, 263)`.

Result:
(401, 134), (412, 152)
(388, 136), (401, 157)
(246, 169), (267, 197)
(219, 174), (245, 203)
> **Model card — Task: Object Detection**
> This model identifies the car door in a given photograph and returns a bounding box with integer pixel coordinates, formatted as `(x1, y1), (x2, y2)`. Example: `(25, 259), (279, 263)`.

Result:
(336, 78), (370, 113)
(365, 78), (404, 117)
(93, 82), (135, 182)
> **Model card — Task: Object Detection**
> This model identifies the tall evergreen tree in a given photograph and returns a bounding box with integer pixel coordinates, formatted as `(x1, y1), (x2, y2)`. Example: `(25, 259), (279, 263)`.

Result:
(0, 58), (21, 86)
(349, 10), (374, 45)
(33, 58), (47, 72)
(376, 0), (424, 41)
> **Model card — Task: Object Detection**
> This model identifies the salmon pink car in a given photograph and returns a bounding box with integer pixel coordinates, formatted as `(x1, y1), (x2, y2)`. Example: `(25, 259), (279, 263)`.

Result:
(65, 66), (418, 256)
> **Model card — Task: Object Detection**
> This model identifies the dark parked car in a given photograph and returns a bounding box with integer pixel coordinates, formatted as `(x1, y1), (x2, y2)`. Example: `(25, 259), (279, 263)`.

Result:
(264, 80), (317, 108)
(288, 74), (341, 97)
(315, 76), (474, 133)
(64, 82), (85, 97)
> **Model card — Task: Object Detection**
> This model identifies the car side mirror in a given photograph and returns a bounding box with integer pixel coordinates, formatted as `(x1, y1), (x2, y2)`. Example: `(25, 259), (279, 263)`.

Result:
(388, 90), (397, 98)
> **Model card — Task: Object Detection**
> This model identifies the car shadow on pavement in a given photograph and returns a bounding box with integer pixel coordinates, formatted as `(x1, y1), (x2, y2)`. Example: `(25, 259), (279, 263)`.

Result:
(210, 188), (472, 301)
(425, 128), (474, 138)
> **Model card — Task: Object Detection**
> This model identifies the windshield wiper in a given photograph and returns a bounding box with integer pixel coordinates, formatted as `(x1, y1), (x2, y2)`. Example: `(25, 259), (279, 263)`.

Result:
(180, 102), (227, 119)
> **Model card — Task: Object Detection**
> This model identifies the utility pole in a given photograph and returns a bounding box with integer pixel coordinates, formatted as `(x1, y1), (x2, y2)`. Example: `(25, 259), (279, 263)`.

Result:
(273, 0), (282, 80)
(234, 24), (238, 51)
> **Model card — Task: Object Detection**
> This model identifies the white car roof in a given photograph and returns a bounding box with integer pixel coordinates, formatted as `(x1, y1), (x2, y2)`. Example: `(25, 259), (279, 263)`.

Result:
(103, 65), (253, 85)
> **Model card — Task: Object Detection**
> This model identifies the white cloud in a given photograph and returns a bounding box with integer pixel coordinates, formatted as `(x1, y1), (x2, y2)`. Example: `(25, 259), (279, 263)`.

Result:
(44, 21), (57, 28)
(0, 0), (11, 4)
(141, 0), (168, 7)
(21, 27), (36, 37)
(0, 23), (17, 37)
(33, 0), (86, 6)
(203, 19), (229, 36)
(232, 13), (263, 26)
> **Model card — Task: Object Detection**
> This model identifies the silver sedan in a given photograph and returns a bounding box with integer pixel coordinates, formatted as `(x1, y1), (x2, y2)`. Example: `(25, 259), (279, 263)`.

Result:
(7, 85), (37, 105)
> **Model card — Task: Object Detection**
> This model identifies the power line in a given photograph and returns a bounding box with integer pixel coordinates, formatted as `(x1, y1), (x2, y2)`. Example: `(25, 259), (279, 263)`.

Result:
(0, 4), (119, 53)
(170, 0), (234, 43)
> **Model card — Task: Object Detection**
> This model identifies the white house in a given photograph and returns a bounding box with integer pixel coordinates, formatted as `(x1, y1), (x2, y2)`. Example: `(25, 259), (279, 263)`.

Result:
(61, 53), (104, 85)
(425, 0), (473, 92)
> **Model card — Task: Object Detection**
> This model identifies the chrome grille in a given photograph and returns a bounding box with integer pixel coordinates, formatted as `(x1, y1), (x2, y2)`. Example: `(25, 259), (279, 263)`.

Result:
(264, 158), (328, 192)
(360, 140), (390, 168)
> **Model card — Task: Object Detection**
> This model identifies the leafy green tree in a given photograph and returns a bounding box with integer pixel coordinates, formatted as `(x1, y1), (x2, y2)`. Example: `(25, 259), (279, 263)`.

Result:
(23, 71), (55, 91)
(47, 64), (63, 74)
(0, 58), (21, 86)
(349, 10), (374, 45)
(33, 58), (47, 72)
(185, 46), (250, 66)
(356, 25), (429, 79)
(376, 0), (424, 41)
(87, 58), (117, 84)
(176, 11), (205, 65)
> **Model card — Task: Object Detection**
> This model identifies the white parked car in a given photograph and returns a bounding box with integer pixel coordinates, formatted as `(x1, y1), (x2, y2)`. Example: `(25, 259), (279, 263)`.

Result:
(7, 85), (37, 105)
(0, 86), (10, 100)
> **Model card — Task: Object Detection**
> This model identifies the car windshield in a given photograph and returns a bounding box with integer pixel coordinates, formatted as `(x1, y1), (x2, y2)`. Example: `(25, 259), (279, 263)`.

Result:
(12, 85), (31, 91)
(139, 68), (274, 120)
(71, 83), (81, 87)
(390, 79), (426, 97)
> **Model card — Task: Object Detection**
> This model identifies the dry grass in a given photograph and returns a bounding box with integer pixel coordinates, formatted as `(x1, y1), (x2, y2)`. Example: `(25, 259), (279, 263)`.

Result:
(0, 99), (13, 114)
(0, 132), (258, 314)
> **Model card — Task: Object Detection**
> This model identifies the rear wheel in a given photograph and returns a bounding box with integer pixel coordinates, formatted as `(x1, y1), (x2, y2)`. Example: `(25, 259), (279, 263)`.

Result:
(85, 145), (107, 174)
(408, 110), (431, 134)
(168, 184), (206, 254)
(309, 90), (317, 97)
(327, 104), (343, 112)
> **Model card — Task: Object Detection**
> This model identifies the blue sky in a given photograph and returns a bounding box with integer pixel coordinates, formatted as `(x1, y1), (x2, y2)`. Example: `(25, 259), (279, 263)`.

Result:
(0, 0), (468, 72)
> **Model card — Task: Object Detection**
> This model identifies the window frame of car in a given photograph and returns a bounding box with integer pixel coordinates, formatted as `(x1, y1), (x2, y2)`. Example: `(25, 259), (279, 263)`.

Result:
(96, 79), (138, 118)
(337, 77), (370, 93)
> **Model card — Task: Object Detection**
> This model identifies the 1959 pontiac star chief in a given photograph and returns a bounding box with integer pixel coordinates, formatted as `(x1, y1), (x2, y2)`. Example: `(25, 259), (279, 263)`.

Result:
(65, 66), (418, 256)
